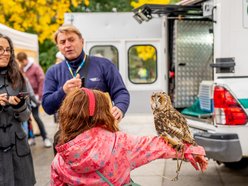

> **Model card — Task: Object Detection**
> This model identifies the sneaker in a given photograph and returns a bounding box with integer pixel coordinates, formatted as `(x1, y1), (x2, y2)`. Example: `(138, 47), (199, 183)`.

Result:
(43, 138), (52, 148)
(28, 138), (36, 146)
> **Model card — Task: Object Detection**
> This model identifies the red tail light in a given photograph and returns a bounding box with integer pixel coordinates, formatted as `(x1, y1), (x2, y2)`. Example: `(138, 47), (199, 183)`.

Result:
(214, 86), (247, 125)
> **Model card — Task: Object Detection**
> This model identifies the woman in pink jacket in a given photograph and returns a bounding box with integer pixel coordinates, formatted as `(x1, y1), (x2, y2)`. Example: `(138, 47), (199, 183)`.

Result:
(51, 88), (207, 186)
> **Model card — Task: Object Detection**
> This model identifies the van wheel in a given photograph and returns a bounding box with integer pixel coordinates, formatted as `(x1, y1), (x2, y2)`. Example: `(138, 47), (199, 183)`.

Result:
(223, 158), (248, 169)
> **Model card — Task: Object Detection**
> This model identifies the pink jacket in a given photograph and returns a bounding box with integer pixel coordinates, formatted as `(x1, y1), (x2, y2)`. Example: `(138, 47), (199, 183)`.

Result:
(51, 127), (205, 186)
(24, 63), (44, 100)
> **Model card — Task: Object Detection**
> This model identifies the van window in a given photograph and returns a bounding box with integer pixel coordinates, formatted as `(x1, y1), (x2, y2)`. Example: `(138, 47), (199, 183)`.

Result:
(89, 45), (119, 68)
(128, 45), (157, 84)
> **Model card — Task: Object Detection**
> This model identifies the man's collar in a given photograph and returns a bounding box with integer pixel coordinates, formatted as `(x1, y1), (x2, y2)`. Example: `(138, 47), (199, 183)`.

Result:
(23, 60), (34, 72)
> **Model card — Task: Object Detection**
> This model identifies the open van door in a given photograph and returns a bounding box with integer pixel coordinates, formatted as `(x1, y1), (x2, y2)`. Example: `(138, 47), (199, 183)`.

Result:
(133, 3), (213, 109)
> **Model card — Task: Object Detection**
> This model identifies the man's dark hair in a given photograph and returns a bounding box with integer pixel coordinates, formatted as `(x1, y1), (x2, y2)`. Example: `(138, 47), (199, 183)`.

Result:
(16, 52), (28, 61)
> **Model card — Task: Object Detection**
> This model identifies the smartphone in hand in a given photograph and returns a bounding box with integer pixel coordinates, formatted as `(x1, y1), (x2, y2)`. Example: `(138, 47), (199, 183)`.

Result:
(16, 92), (29, 99)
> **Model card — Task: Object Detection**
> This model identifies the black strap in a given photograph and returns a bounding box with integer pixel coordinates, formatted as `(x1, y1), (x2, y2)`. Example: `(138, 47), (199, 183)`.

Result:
(96, 170), (114, 186)
(96, 170), (140, 186)
(0, 144), (15, 152)
(80, 55), (90, 87)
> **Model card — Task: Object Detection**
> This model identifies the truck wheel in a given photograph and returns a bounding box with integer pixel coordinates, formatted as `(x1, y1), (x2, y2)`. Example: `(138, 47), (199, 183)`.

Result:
(223, 158), (248, 169)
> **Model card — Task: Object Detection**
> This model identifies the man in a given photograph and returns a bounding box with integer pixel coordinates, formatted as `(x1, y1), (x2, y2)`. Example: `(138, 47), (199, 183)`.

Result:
(42, 24), (130, 122)
(55, 51), (65, 64)
(16, 52), (52, 148)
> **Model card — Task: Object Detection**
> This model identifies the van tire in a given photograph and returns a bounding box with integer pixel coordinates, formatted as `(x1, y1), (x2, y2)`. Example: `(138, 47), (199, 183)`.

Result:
(223, 158), (248, 169)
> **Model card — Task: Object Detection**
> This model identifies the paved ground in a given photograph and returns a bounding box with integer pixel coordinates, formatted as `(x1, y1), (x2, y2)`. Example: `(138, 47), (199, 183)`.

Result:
(31, 112), (248, 186)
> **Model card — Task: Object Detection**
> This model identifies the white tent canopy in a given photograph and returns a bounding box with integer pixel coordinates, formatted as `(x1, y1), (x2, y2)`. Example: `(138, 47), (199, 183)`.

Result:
(0, 23), (39, 63)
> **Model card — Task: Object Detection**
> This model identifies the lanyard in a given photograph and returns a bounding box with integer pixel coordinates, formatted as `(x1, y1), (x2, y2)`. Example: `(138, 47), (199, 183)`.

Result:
(66, 54), (87, 77)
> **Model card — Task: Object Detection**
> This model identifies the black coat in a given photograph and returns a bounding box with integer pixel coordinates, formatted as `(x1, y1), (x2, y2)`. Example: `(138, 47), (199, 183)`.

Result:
(0, 69), (36, 186)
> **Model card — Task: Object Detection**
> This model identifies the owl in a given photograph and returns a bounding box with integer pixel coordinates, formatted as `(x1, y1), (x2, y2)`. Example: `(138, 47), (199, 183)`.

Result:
(150, 91), (197, 151)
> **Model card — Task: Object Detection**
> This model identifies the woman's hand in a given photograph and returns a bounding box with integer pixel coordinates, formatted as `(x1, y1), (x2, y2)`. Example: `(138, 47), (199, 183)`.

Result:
(0, 93), (8, 106)
(8, 95), (22, 105)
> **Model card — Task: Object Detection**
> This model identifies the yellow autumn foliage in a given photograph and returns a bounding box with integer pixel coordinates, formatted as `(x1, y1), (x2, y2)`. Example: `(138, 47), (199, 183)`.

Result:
(84, 0), (90, 6)
(131, 0), (171, 8)
(136, 46), (156, 61)
(0, 0), (90, 43)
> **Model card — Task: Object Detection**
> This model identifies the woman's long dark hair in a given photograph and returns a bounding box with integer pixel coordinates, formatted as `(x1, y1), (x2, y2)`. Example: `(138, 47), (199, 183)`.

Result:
(0, 33), (25, 89)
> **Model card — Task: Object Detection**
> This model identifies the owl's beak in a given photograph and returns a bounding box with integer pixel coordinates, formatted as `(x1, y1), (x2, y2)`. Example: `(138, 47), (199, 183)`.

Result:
(151, 102), (157, 110)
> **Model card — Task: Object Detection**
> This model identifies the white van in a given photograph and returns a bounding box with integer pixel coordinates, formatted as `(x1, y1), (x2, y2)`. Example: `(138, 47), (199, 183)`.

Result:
(64, 0), (248, 168)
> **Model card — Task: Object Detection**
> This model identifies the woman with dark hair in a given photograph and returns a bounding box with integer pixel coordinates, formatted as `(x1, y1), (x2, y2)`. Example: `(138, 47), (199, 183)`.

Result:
(0, 33), (36, 186)
(51, 88), (207, 186)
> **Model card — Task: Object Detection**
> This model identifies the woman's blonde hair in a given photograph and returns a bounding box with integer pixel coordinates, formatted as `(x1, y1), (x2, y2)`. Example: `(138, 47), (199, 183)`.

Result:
(58, 88), (118, 144)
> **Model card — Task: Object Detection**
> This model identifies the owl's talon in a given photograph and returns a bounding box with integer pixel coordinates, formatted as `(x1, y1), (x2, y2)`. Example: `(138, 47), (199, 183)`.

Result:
(171, 174), (179, 181)
(174, 143), (184, 151)
(172, 178), (178, 181)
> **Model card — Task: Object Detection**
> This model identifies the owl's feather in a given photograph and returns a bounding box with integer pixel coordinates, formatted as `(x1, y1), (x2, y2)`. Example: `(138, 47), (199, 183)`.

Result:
(151, 91), (197, 150)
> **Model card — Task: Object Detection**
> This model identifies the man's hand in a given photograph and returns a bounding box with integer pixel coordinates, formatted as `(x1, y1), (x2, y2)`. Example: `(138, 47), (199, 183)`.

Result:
(111, 106), (123, 122)
(63, 74), (82, 94)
